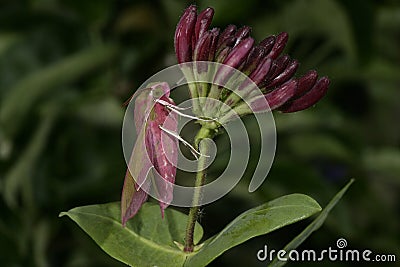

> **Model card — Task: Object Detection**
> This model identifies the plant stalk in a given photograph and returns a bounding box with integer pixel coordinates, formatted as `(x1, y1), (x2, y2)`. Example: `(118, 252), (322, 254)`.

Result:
(184, 126), (213, 252)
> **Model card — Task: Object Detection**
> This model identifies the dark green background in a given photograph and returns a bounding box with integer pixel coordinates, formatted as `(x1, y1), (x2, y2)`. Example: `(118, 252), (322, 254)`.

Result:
(0, 0), (399, 266)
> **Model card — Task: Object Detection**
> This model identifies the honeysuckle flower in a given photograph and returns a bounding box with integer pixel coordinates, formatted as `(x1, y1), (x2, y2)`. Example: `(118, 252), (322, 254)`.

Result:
(121, 5), (331, 225)
(121, 82), (178, 225)
(174, 5), (330, 120)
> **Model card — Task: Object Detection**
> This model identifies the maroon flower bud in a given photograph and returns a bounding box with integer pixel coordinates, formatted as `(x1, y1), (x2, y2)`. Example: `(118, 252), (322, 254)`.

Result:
(223, 37), (254, 69)
(259, 35), (276, 54)
(193, 7), (214, 51)
(193, 31), (213, 74)
(293, 70), (318, 98)
(267, 59), (299, 89)
(217, 25), (237, 50)
(267, 32), (289, 60)
(264, 80), (297, 110)
(208, 28), (220, 61)
(194, 31), (212, 61)
(242, 46), (266, 74)
(266, 54), (291, 80)
(248, 57), (272, 87)
(234, 57), (271, 103)
(247, 80), (297, 112)
(173, 5), (330, 116)
(174, 5), (197, 63)
(216, 37), (235, 57)
(281, 77), (329, 113)
(234, 26), (252, 46)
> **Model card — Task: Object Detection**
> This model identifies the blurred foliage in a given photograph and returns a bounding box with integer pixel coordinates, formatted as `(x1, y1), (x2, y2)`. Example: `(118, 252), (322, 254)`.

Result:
(0, 0), (399, 266)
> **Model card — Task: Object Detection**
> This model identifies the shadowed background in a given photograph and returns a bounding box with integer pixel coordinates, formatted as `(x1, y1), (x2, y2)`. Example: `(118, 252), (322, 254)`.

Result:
(0, 0), (399, 266)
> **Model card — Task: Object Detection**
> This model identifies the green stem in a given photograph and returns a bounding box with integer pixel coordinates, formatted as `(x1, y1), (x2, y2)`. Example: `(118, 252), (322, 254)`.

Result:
(184, 126), (214, 252)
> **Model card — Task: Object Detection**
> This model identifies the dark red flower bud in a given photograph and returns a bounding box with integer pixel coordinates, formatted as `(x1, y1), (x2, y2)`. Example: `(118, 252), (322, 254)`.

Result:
(264, 80), (297, 110)
(281, 77), (329, 113)
(173, 6), (330, 116)
(236, 57), (271, 99)
(267, 59), (299, 89)
(259, 35), (276, 54)
(248, 80), (297, 112)
(216, 37), (235, 57)
(193, 31), (213, 74)
(293, 70), (318, 98)
(234, 26), (252, 46)
(214, 47), (229, 64)
(174, 5), (197, 63)
(248, 57), (272, 87)
(194, 31), (212, 61)
(193, 7), (214, 51)
(242, 46), (266, 74)
(217, 25), (237, 49)
(208, 28), (220, 61)
(266, 54), (290, 80)
(223, 37), (254, 69)
(267, 32), (289, 59)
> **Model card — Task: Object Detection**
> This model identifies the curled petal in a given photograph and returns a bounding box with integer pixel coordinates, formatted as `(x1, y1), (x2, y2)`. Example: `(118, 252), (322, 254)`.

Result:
(281, 77), (330, 113)
(174, 5), (197, 63)
(121, 83), (178, 223)
(145, 95), (178, 216)
(267, 32), (289, 59)
(121, 170), (149, 226)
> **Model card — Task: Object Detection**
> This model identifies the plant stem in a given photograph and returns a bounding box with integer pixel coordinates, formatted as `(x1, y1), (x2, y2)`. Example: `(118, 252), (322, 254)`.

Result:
(184, 126), (213, 252)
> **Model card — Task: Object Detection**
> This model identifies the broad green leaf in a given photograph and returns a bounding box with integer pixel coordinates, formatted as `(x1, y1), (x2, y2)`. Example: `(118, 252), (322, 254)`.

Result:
(184, 194), (321, 267)
(269, 179), (354, 267)
(60, 202), (203, 267)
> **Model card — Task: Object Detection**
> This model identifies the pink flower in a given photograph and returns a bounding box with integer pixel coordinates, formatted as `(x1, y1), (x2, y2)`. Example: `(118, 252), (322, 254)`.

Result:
(121, 83), (178, 226)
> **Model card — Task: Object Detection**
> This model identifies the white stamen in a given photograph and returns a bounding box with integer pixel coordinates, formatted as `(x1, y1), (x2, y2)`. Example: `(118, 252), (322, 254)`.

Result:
(155, 99), (216, 122)
(159, 125), (209, 159)
(155, 99), (190, 110)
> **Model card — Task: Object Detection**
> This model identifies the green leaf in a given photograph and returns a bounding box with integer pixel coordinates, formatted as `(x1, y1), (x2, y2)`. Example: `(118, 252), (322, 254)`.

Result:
(60, 202), (203, 267)
(269, 179), (354, 267)
(184, 194), (322, 267)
